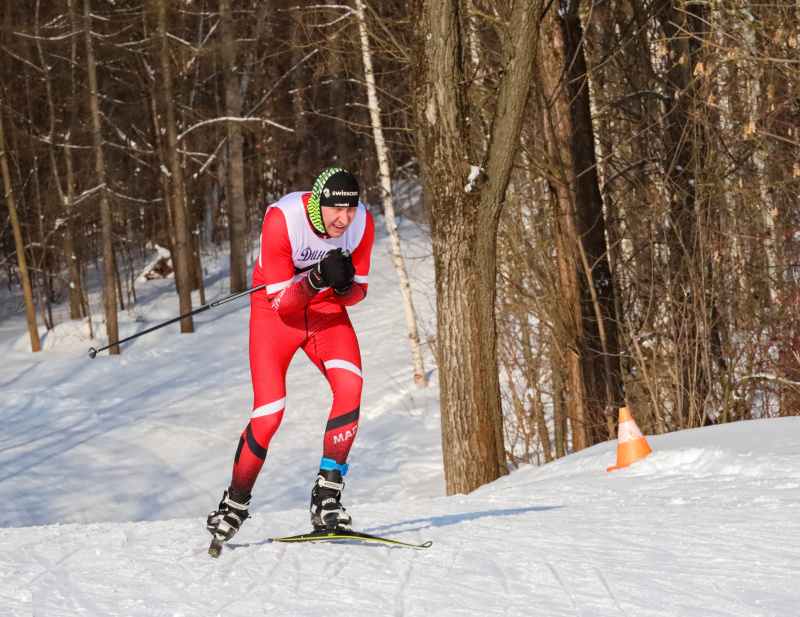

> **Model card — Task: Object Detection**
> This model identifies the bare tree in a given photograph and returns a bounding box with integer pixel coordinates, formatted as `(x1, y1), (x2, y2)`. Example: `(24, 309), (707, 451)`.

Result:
(83, 0), (119, 354)
(219, 0), (248, 293)
(412, 0), (541, 494)
(536, 0), (624, 447)
(355, 0), (427, 389)
(0, 93), (40, 352)
(155, 0), (193, 332)
(34, 0), (82, 320)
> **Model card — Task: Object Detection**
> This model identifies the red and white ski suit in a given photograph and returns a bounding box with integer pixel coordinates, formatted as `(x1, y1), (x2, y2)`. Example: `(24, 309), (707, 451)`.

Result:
(231, 191), (374, 494)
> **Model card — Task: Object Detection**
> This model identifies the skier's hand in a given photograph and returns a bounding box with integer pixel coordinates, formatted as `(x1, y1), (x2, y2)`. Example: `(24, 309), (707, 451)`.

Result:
(333, 251), (356, 294)
(308, 248), (354, 290)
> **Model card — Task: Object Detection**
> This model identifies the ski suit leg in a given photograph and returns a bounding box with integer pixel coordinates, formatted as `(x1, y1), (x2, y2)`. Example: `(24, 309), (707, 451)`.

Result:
(231, 295), (305, 494)
(302, 307), (362, 472)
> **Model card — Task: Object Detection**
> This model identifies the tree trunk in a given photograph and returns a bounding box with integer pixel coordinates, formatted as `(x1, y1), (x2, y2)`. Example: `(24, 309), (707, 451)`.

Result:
(561, 2), (624, 435)
(84, 0), (119, 354)
(66, 0), (85, 318)
(218, 0), (248, 293)
(658, 0), (706, 427)
(144, 43), (177, 254)
(537, 0), (623, 446)
(34, 269), (50, 332)
(551, 181), (591, 450)
(113, 250), (125, 312)
(0, 99), (41, 352)
(534, 391), (554, 464)
(412, 0), (540, 494)
(63, 146), (83, 319)
(32, 158), (53, 332)
(156, 0), (194, 332)
(323, 0), (357, 169)
(538, 10), (589, 450)
(551, 344), (567, 458)
(289, 14), (311, 189)
(176, 5), (203, 298)
(520, 317), (553, 463)
(193, 233), (205, 305)
(81, 263), (94, 339)
(356, 0), (427, 389)
(36, 0), (83, 320)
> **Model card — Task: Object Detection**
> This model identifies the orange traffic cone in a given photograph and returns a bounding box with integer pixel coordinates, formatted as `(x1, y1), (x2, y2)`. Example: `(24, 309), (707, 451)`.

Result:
(607, 407), (652, 472)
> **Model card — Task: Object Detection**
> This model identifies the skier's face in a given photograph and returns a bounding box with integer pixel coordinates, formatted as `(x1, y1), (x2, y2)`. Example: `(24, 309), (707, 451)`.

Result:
(322, 207), (357, 237)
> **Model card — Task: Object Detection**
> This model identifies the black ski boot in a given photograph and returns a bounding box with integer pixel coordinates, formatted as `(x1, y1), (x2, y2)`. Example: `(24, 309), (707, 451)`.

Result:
(310, 469), (352, 531)
(207, 488), (250, 543)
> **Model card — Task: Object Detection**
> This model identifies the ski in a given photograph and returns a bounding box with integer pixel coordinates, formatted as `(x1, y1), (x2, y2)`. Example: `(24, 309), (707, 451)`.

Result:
(269, 529), (433, 549)
(208, 535), (225, 558)
(208, 529), (432, 557)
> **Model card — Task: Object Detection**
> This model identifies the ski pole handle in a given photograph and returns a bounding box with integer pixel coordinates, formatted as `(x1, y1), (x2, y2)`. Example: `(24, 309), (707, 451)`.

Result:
(88, 284), (266, 358)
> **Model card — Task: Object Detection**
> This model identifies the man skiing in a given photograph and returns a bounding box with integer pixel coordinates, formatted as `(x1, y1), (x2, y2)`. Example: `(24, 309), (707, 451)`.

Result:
(207, 168), (374, 545)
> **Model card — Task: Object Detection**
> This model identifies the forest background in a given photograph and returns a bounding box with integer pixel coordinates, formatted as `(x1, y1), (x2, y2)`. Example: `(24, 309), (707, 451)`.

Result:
(1, 0), (798, 495)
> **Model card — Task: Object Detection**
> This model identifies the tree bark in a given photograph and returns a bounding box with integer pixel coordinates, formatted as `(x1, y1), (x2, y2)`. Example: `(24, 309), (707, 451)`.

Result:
(32, 157), (53, 332)
(412, 0), (540, 494)
(537, 0), (623, 446)
(63, 129), (83, 319)
(551, 180), (591, 450)
(156, 0), (194, 332)
(36, 0), (83, 319)
(289, 13), (312, 189)
(0, 98), (41, 352)
(551, 344), (567, 458)
(356, 0), (427, 389)
(66, 0), (85, 319)
(658, 0), (707, 427)
(84, 0), (119, 354)
(562, 4), (624, 437)
(218, 0), (248, 293)
(520, 316), (553, 463)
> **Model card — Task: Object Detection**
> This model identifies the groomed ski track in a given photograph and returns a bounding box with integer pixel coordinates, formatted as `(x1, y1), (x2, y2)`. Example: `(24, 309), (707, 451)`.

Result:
(1, 222), (799, 615)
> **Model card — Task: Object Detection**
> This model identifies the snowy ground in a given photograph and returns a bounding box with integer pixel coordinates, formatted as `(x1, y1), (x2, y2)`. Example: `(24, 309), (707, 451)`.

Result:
(1, 220), (799, 615)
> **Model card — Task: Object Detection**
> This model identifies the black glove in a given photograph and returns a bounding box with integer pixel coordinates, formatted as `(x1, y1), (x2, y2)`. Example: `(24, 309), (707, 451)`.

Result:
(308, 248), (355, 291)
(334, 251), (356, 294)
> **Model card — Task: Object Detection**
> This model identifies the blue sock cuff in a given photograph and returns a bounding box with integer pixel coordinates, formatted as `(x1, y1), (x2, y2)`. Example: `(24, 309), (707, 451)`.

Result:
(320, 458), (349, 476)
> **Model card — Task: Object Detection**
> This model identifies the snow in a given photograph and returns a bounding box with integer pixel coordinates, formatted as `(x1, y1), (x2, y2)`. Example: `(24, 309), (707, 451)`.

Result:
(464, 165), (483, 193)
(137, 243), (174, 282)
(1, 220), (800, 615)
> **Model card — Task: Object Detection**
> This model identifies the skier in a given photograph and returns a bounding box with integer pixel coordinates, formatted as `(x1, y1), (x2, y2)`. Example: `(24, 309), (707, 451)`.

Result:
(207, 168), (375, 544)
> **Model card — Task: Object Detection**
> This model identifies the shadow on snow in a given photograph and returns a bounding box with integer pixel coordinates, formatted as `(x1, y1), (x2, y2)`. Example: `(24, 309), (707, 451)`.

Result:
(363, 506), (564, 534)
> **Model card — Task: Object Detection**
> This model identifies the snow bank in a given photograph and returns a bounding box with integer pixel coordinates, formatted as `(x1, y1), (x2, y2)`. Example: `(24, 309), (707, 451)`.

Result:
(1, 418), (799, 616)
(501, 417), (800, 487)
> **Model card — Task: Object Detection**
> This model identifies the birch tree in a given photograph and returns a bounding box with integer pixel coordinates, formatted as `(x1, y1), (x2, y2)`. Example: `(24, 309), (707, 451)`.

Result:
(355, 0), (427, 389)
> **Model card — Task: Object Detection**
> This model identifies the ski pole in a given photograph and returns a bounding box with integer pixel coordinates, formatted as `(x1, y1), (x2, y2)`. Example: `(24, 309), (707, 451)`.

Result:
(87, 284), (266, 358)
